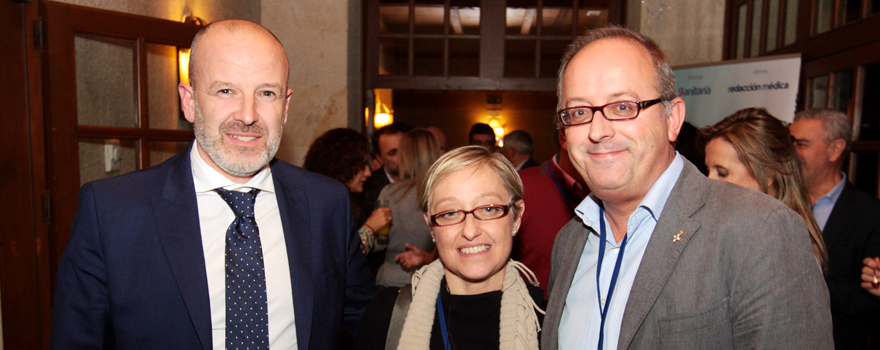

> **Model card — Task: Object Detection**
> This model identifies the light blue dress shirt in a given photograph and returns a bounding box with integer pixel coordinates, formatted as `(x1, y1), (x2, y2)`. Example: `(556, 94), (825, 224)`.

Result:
(558, 154), (684, 350)
(811, 172), (847, 231)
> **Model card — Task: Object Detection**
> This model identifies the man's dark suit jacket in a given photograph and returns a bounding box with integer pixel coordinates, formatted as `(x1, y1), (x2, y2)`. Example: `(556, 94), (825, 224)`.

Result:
(823, 182), (880, 349)
(50, 144), (377, 349)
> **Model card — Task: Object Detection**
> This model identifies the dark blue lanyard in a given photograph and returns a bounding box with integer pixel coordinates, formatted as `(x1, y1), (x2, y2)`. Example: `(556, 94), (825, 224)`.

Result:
(436, 293), (452, 350)
(596, 207), (628, 350)
(548, 164), (575, 216)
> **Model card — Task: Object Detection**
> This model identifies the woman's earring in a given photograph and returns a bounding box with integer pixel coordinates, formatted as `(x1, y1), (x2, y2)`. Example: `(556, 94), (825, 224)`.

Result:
(513, 230), (518, 236)
(432, 237), (436, 243)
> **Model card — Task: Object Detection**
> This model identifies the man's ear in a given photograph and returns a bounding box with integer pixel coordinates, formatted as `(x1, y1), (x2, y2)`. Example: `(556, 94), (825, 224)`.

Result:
(828, 138), (847, 163)
(179, 82), (196, 123)
(666, 97), (686, 143)
(282, 88), (293, 126)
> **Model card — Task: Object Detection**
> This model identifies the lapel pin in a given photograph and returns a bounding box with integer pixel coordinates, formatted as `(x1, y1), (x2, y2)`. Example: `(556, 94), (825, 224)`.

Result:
(673, 230), (683, 243)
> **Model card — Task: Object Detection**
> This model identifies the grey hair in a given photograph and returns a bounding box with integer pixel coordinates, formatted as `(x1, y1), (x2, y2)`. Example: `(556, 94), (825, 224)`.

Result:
(793, 108), (853, 157)
(502, 130), (534, 155)
(556, 25), (676, 119)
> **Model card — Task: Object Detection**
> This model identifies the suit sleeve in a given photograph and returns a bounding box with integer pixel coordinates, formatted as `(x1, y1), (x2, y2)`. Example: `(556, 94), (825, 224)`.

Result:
(729, 207), (834, 350)
(50, 184), (113, 349)
(825, 215), (880, 317)
(342, 190), (381, 336)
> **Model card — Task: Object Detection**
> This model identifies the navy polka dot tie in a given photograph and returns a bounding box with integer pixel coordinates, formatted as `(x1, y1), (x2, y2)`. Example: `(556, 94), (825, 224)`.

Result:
(215, 188), (269, 350)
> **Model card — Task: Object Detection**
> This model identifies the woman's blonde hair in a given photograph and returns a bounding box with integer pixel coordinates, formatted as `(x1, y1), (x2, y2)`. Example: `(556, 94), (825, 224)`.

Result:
(392, 128), (442, 200)
(703, 108), (828, 273)
(418, 146), (524, 219)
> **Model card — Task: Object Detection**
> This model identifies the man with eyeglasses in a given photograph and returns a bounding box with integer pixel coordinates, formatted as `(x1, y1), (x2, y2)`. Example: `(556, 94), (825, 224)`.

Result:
(541, 26), (832, 350)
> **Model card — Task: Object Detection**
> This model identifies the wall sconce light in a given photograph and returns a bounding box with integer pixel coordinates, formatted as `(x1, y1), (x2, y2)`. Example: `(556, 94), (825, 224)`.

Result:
(486, 109), (505, 140)
(375, 101), (394, 129)
(178, 16), (204, 86)
(178, 48), (191, 85)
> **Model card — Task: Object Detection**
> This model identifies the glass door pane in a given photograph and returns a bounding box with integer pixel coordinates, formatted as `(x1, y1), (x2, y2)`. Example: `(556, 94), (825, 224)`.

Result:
(750, 0), (763, 57)
(810, 75), (829, 108)
(75, 34), (137, 128)
(766, 0), (779, 51)
(78, 138), (138, 186)
(146, 43), (189, 130)
(737, 4), (748, 59)
(830, 69), (854, 114)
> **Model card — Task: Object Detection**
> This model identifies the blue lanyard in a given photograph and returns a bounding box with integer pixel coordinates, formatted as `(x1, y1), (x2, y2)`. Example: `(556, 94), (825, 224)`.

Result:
(436, 293), (452, 350)
(548, 164), (575, 216)
(596, 207), (628, 350)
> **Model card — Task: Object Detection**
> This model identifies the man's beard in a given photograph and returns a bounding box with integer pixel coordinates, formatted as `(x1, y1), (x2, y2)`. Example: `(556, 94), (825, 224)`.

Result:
(193, 99), (283, 177)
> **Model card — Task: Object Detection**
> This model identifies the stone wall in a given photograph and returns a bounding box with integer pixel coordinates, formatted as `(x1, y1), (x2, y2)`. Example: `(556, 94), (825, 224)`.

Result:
(262, 0), (355, 166)
(628, 0), (725, 66)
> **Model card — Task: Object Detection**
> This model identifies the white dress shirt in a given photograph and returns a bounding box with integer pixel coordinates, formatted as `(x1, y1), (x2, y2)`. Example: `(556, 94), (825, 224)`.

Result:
(190, 143), (298, 350)
(558, 154), (683, 350)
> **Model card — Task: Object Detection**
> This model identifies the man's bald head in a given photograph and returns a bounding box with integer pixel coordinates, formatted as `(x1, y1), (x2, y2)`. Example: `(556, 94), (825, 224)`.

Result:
(187, 19), (289, 89)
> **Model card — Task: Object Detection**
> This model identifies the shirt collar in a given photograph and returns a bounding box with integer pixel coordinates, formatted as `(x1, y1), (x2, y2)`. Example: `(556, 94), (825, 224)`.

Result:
(574, 153), (684, 233)
(817, 171), (847, 205)
(190, 140), (275, 194)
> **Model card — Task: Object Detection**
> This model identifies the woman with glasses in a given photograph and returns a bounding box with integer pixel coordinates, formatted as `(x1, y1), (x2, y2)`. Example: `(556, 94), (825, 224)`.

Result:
(702, 108), (828, 273)
(354, 146), (545, 350)
(375, 129), (442, 287)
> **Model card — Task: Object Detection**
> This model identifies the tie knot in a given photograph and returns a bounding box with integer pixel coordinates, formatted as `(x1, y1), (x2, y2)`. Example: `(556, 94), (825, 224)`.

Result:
(215, 188), (260, 218)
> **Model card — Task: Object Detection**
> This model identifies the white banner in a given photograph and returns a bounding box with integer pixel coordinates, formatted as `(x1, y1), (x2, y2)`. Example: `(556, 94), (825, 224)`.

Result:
(673, 54), (802, 128)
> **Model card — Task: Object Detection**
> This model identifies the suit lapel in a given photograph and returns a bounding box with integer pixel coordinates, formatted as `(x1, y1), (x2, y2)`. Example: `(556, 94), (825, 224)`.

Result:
(272, 165), (315, 350)
(617, 162), (706, 350)
(152, 148), (213, 350)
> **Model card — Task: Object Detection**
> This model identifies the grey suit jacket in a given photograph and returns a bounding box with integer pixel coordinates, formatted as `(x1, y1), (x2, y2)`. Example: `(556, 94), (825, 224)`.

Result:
(542, 160), (833, 350)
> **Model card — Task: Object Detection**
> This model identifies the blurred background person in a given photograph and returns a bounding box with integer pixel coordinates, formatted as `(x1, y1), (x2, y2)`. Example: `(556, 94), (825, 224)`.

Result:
(501, 130), (539, 170)
(513, 125), (588, 296)
(354, 146), (544, 349)
(375, 129), (443, 287)
(425, 126), (449, 153)
(361, 123), (414, 274)
(468, 122), (497, 151)
(702, 108), (828, 272)
(304, 128), (392, 255)
(791, 108), (880, 350)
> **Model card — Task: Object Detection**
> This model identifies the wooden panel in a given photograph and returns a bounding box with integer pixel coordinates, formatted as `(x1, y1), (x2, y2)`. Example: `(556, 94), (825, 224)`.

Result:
(41, 1), (201, 303)
(374, 75), (557, 90)
(0, 0), (51, 348)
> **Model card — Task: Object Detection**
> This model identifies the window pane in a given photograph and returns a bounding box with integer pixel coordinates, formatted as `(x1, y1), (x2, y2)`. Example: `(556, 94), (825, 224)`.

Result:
(737, 4), (748, 59)
(415, 5), (445, 34)
(449, 39), (479, 76)
(810, 75), (829, 108)
(450, 2), (480, 35)
(751, 0), (763, 57)
(379, 38), (408, 75)
(860, 61), (880, 141)
(766, 0), (779, 52)
(146, 43), (189, 131)
(540, 40), (568, 78)
(839, 0), (862, 24)
(75, 33), (137, 128)
(79, 138), (138, 186)
(853, 152), (879, 197)
(784, 0), (798, 45)
(815, 0), (833, 34)
(542, 6), (574, 36)
(830, 69), (854, 114)
(506, 6), (537, 35)
(505, 39), (536, 77)
(379, 4), (409, 34)
(413, 39), (444, 76)
(874, 0), (880, 15)
(578, 8), (609, 33)
(150, 141), (190, 166)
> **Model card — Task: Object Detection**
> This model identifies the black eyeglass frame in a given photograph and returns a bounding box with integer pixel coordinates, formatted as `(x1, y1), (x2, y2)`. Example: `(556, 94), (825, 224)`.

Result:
(429, 202), (513, 227)
(557, 98), (665, 127)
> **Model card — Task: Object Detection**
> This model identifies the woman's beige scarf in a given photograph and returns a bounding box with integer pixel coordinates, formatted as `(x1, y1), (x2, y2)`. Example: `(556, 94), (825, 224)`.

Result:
(396, 259), (545, 350)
